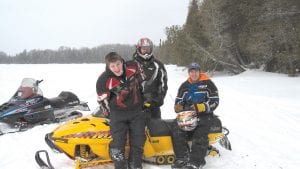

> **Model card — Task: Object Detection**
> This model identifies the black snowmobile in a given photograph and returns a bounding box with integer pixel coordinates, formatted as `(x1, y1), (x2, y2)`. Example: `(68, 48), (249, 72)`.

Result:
(0, 78), (90, 135)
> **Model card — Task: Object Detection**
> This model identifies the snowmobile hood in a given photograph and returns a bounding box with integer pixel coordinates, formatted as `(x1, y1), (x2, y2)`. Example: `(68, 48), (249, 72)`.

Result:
(51, 115), (111, 139)
(0, 102), (17, 118)
(0, 96), (43, 119)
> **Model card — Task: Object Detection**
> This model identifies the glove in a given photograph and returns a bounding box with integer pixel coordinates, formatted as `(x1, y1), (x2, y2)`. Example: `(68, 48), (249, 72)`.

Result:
(144, 102), (151, 108)
(193, 103), (210, 113)
(143, 103), (152, 120)
(174, 104), (183, 113)
(97, 99), (110, 118)
(143, 92), (154, 106)
(99, 110), (110, 118)
(99, 104), (110, 118)
(93, 105), (110, 118)
(143, 97), (155, 109)
(97, 94), (108, 103)
(155, 95), (164, 107)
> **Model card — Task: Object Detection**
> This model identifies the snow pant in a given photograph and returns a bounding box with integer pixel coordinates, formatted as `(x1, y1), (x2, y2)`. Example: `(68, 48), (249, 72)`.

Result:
(171, 115), (211, 167)
(145, 106), (161, 119)
(109, 109), (146, 169)
(171, 120), (189, 161)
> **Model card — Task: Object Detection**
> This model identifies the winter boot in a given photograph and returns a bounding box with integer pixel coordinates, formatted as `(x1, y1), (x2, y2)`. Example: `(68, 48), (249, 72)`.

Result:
(182, 162), (206, 169)
(171, 159), (187, 169)
(114, 160), (127, 169)
(128, 162), (142, 169)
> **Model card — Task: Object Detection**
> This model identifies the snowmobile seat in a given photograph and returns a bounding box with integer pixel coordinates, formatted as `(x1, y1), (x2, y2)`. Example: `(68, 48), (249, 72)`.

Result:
(147, 119), (175, 137)
(209, 115), (222, 133)
(48, 91), (80, 108)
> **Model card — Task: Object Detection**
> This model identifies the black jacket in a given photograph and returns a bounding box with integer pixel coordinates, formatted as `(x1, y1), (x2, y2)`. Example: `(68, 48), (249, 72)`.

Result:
(96, 60), (144, 112)
(134, 54), (168, 107)
(175, 73), (219, 113)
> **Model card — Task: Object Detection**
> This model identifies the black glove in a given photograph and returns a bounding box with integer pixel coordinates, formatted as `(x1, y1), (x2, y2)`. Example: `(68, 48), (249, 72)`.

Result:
(97, 100), (110, 118)
(143, 94), (155, 109)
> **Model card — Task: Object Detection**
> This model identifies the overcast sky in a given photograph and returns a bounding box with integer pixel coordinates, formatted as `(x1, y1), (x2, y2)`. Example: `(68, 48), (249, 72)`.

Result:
(0, 0), (189, 55)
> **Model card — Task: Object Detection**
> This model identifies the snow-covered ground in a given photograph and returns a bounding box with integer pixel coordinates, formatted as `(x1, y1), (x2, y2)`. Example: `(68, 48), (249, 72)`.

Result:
(0, 64), (299, 169)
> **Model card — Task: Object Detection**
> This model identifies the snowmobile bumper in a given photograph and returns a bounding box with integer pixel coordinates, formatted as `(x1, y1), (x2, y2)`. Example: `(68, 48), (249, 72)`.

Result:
(45, 132), (63, 153)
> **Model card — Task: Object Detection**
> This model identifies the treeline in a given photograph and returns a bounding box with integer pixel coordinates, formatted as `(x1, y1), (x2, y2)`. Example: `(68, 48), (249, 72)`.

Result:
(158, 0), (300, 75)
(0, 44), (137, 64)
(1, 0), (299, 75)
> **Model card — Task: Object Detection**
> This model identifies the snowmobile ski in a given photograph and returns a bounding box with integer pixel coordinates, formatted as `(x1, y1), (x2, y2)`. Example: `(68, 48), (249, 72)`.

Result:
(35, 150), (54, 169)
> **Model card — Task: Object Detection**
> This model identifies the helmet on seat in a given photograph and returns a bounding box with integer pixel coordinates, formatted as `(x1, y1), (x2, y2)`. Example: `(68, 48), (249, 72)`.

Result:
(176, 111), (198, 131)
(136, 37), (153, 60)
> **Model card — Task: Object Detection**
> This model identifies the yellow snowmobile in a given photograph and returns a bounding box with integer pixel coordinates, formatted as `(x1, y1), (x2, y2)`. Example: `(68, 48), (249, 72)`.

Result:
(38, 109), (231, 169)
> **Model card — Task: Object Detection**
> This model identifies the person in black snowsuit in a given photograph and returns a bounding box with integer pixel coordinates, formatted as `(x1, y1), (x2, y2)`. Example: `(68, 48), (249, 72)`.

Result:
(171, 63), (219, 169)
(133, 37), (168, 119)
(96, 52), (146, 169)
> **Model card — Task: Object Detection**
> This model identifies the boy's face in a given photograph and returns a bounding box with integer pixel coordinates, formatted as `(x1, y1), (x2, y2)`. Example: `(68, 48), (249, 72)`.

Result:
(140, 46), (151, 55)
(108, 60), (124, 76)
(188, 69), (200, 82)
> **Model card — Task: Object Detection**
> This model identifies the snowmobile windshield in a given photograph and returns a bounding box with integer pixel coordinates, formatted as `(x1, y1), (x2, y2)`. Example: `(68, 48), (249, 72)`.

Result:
(15, 78), (43, 100)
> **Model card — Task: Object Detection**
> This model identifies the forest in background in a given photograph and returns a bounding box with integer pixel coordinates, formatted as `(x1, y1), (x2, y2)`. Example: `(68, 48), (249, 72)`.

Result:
(159, 0), (300, 75)
(0, 44), (136, 64)
(1, 0), (299, 75)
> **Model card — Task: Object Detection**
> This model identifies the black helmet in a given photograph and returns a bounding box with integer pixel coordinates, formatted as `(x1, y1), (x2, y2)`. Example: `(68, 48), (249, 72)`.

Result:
(136, 37), (153, 60)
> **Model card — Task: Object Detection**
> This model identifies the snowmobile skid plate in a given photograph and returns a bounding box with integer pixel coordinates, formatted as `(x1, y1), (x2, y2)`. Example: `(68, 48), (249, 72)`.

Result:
(75, 158), (112, 169)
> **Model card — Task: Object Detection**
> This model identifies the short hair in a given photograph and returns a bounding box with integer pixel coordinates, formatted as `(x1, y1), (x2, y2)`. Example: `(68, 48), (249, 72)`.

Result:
(104, 52), (123, 64)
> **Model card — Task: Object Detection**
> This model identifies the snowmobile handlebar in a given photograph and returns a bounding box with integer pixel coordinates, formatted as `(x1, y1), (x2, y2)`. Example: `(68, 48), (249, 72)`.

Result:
(222, 127), (230, 136)
(36, 79), (43, 86)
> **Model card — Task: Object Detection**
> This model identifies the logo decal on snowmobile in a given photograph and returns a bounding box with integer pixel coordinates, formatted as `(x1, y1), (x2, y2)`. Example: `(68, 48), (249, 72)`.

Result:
(67, 100), (79, 105)
(151, 140), (159, 143)
(62, 130), (112, 139)
(16, 107), (28, 113)
(25, 98), (40, 106)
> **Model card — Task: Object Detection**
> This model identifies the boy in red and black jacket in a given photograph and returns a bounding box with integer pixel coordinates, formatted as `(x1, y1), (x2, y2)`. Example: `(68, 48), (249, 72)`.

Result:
(96, 52), (145, 169)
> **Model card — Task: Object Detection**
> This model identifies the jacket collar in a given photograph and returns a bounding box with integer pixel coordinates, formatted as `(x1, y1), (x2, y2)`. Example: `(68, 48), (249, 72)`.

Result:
(188, 72), (210, 83)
